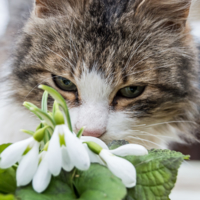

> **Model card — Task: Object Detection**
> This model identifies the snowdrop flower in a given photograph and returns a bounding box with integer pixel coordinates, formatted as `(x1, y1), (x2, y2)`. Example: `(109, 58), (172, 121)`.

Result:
(46, 124), (90, 176)
(86, 142), (148, 188)
(32, 151), (51, 193)
(0, 126), (48, 186)
(81, 136), (109, 165)
(100, 149), (136, 188)
(110, 144), (148, 157)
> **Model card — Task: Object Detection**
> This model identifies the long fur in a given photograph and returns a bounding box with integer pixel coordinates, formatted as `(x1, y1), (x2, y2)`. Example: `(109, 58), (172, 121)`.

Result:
(0, 0), (199, 148)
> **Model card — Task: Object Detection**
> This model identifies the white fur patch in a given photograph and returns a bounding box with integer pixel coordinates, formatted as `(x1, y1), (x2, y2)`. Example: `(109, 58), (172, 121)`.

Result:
(73, 68), (112, 135)
(0, 63), (39, 144)
(0, 101), (39, 144)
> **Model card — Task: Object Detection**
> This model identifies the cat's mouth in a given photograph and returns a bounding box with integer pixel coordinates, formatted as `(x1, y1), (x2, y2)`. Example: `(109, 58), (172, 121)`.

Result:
(82, 130), (106, 138)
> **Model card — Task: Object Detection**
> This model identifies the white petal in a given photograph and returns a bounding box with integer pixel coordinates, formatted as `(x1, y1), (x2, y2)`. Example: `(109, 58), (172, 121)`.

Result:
(17, 141), (39, 187)
(0, 137), (32, 169)
(61, 146), (74, 172)
(81, 136), (109, 150)
(100, 149), (136, 188)
(32, 152), (51, 193)
(110, 144), (148, 157)
(83, 144), (105, 165)
(46, 126), (62, 176)
(64, 126), (90, 171)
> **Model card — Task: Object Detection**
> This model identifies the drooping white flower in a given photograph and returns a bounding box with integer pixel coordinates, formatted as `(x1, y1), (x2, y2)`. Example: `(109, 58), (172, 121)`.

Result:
(81, 136), (109, 150)
(99, 149), (137, 188)
(86, 142), (148, 188)
(46, 125), (90, 176)
(81, 136), (108, 165)
(83, 144), (105, 165)
(0, 137), (40, 187)
(63, 126), (90, 170)
(32, 151), (51, 193)
(110, 144), (148, 157)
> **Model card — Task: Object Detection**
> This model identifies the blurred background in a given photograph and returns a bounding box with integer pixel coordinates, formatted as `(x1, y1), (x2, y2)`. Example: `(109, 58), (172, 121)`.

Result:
(0, 0), (199, 199)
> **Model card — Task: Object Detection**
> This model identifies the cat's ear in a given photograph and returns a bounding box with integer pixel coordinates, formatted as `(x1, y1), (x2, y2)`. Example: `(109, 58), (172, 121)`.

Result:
(34, 0), (58, 18)
(137, 0), (192, 30)
(34, 0), (69, 18)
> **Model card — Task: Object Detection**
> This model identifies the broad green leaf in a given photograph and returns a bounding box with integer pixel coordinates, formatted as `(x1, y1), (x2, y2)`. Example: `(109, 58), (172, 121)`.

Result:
(124, 149), (187, 200)
(0, 144), (12, 153)
(108, 140), (129, 150)
(0, 167), (16, 194)
(15, 178), (76, 200)
(73, 164), (127, 200)
(0, 144), (16, 194)
(0, 193), (15, 200)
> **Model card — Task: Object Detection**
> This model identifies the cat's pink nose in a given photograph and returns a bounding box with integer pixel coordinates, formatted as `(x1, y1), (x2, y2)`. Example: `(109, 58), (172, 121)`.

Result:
(82, 129), (105, 137)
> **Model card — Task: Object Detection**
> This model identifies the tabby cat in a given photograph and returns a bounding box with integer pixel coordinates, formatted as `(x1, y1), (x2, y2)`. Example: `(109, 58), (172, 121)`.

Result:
(0, 0), (199, 149)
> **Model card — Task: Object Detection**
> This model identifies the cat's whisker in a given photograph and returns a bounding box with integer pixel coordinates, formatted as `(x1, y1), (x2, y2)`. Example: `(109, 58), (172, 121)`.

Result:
(143, 121), (196, 128)
(135, 155), (168, 167)
(133, 131), (174, 141)
(127, 135), (164, 149)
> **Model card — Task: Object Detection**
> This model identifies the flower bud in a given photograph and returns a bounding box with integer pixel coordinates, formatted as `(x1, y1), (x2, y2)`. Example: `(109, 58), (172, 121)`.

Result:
(33, 126), (49, 142)
(85, 141), (103, 155)
(54, 110), (65, 125)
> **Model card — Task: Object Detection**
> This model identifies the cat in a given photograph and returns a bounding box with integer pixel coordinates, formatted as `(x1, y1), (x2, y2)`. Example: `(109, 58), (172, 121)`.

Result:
(0, 0), (199, 149)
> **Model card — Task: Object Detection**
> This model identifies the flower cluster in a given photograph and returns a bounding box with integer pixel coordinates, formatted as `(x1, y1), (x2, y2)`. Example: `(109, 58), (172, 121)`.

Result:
(0, 85), (148, 193)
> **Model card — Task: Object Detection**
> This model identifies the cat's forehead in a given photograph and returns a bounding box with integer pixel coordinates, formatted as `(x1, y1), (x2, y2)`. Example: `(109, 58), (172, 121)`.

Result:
(28, 0), (190, 78)
(17, 0), (196, 95)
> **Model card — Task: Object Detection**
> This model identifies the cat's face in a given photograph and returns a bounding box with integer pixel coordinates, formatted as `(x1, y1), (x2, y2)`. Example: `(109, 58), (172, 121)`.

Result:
(9, 0), (199, 148)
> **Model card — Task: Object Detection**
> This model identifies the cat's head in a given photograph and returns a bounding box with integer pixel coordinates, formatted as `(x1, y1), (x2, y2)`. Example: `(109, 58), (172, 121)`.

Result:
(10, 0), (200, 148)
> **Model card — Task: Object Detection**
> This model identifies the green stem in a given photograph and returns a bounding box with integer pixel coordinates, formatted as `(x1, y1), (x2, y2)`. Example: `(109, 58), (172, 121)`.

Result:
(39, 85), (73, 132)
(77, 127), (85, 138)
(41, 91), (48, 113)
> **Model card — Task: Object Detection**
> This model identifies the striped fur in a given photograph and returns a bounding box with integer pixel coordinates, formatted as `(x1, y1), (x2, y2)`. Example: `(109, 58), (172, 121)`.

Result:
(0, 0), (199, 148)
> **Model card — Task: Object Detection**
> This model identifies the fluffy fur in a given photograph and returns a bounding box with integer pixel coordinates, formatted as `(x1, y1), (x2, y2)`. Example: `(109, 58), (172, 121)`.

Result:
(0, 0), (199, 148)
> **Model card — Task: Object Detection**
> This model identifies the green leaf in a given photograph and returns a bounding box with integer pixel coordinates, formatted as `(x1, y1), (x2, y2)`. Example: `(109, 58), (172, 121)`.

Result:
(24, 102), (55, 128)
(15, 177), (76, 200)
(0, 144), (16, 194)
(41, 91), (48, 113)
(0, 144), (12, 154)
(0, 168), (16, 194)
(0, 193), (15, 200)
(23, 102), (42, 120)
(108, 140), (129, 150)
(73, 164), (127, 200)
(39, 85), (73, 132)
(20, 129), (34, 136)
(124, 149), (187, 200)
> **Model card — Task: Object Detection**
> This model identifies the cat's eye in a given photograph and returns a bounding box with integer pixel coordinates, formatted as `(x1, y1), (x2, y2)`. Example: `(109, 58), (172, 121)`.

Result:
(53, 75), (77, 91)
(118, 86), (145, 98)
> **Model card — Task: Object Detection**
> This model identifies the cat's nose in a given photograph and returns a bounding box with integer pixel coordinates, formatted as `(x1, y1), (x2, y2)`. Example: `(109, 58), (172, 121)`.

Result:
(82, 129), (105, 137)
